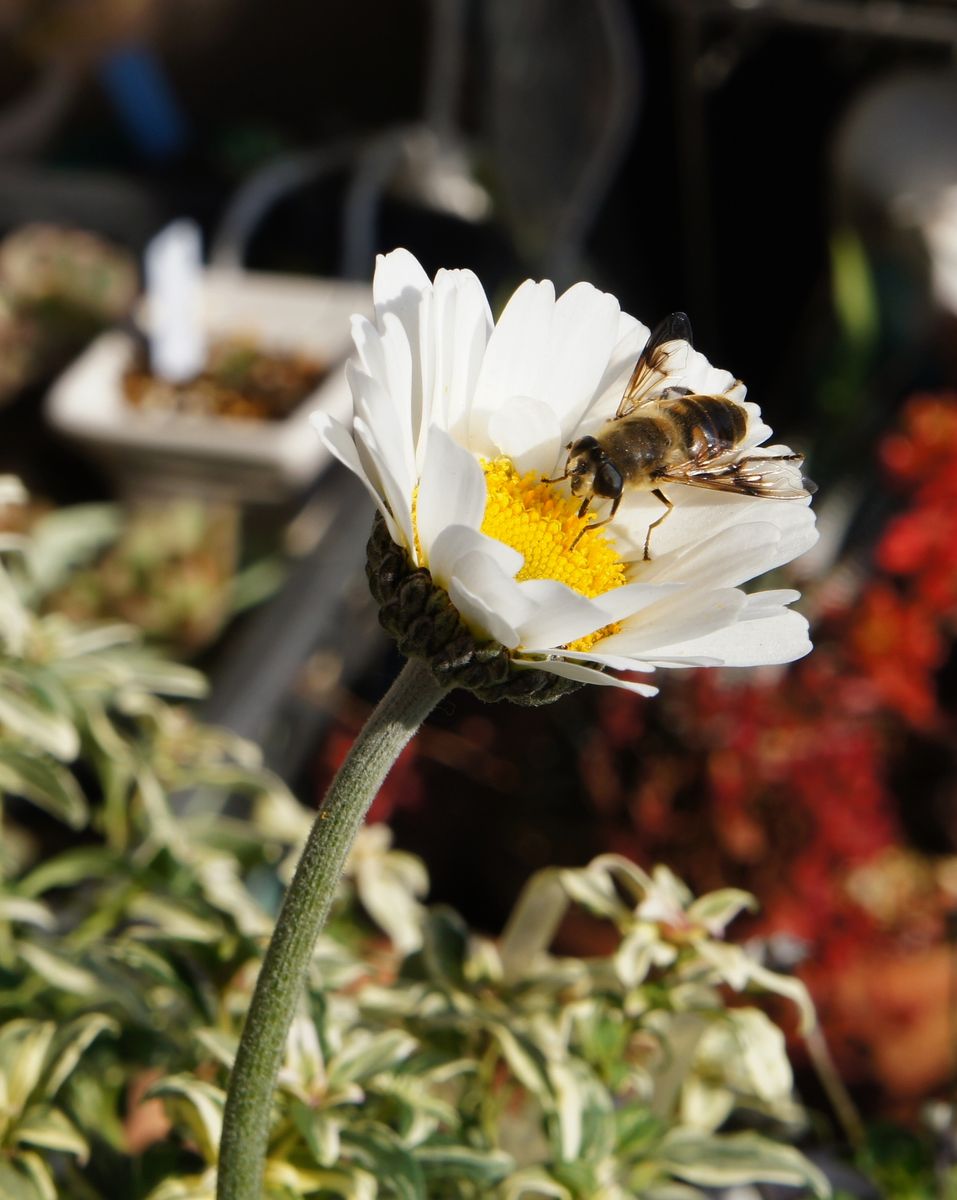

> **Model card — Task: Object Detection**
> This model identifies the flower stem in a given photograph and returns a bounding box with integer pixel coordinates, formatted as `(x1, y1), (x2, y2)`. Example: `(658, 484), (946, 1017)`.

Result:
(217, 656), (447, 1200)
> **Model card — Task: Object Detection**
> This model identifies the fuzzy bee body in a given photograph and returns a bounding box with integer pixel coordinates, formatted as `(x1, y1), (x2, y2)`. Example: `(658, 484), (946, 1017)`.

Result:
(547, 313), (813, 557)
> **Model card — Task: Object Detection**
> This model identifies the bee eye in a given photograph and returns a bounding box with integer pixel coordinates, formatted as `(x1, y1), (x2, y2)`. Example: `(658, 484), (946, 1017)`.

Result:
(595, 461), (623, 497)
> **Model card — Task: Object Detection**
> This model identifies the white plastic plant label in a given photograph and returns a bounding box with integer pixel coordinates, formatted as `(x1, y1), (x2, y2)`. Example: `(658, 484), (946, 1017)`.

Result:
(145, 219), (206, 382)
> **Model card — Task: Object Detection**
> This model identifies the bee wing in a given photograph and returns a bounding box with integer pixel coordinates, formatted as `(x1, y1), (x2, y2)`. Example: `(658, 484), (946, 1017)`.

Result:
(616, 311), (694, 418)
(658, 452), (815, 499)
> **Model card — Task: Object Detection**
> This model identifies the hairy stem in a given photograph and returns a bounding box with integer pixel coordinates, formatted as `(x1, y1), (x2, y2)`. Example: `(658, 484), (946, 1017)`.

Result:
(217, 656), (447, 1199)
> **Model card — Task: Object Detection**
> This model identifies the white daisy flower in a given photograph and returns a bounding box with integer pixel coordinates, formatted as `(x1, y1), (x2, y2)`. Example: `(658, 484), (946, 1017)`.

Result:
(312, 249), (817, 702)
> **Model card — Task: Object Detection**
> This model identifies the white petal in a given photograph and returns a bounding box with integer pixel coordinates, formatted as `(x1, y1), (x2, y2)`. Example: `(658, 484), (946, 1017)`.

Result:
(487, 395), (562, 476)
(579, 314), (650, 428)
(515, 579), (612, 649)
(639, 606), (812, 667)
(310, 411), (402, 544)
(414, 287), (435, 466)
(470, 279), (555, 455)
(348, 361), (415, 506)
(614, 487), (815, 565)
(448, 552), (534, 649)
(615, 309), (643, 343)
(516, 578), (685, 652)
(354, 416), (415, 551)
(637, 514), (817, 590)
(741, 588), (802, 613)
(640, 653), (723, 668)
(431, 268), (493, 444)
(416, 428), (486, 561)
(429, 524), (523, 588)
(349, 314), (388, 389)
(671, 344), (736, 395)
(372, 251), (432, 456)
(377, 311), (415, 438)
(316, 393), (397, 531)
(591, 580), (686, 623)
(372, 249), (431, 318)
(597, 587), (747, 657)
(513, 655), (659, 697)
(532, 646), (657, 673)
(542, 282), (621, 440)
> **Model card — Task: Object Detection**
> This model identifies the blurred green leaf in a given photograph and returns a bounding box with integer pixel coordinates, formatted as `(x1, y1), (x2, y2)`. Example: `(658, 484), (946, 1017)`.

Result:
(147, 1076), (225, 1163)
(44, 1013), (117, 1097)
(0, 672), (78, 761)
(20, 504), (121, 602)
(421, 907), (470, 990)
(501, 1169), (573, 1200)
(18, 847), (124, 898)
(0, 1020), (55, 1116)
(0, 1158), (53, 1200)
(415, 1143), (514, 1185)
(11, 1105), (88, 1159)
(0, 896), (55, 930)
(686, 888), (757, 933)
(0, 746), (87, 827)
(341, 1126), (426, 1200)
(145, 1170), (217, 1200)
(327, 1029), (418, 1090)
(15, 944), (99, 997)
(656, 1130), (830, 1195)
(263, 1161), (376, 1200)
(289, 1100), (341, 1168)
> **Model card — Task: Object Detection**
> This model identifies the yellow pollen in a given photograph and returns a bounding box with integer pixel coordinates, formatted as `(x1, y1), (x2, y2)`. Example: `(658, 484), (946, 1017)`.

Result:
(480, 458), (625, 653)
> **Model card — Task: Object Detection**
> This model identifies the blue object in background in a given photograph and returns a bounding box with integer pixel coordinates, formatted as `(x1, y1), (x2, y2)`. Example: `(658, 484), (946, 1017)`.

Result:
(98, 46), (189, 161)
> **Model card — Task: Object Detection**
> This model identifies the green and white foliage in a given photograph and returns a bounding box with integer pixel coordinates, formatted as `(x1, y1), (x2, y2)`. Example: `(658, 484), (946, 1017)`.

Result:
(121, 829), (828, 1200)
(0, 1014), (117, 1200)
(0, 484), (828, 1198)
(0, 485), (284, 864)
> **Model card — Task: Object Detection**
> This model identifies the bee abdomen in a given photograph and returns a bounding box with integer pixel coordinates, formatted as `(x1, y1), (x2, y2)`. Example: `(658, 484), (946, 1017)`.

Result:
(666, 395), (747, 459)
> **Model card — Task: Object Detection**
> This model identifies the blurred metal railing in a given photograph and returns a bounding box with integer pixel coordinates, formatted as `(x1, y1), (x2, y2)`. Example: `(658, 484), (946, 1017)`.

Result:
(210, 0), (641, 286)
(198, 469), (384, 784)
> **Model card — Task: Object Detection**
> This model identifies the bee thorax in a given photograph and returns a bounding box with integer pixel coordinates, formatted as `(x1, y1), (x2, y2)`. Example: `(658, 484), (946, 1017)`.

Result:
(599, 418), (673, 485)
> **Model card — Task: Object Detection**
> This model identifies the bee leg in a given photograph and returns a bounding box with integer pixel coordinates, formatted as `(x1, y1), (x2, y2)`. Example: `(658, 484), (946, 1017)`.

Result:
(569, 494), (620, 551)
(542, 445), (574, 484)
(568, 496), (593, 550)
(740, 452), (803, 461)
(643, 488), (673, 560)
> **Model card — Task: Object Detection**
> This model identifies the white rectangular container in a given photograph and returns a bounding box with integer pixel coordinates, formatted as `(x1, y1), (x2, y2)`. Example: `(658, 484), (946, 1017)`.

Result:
(45, 269), (371, 502)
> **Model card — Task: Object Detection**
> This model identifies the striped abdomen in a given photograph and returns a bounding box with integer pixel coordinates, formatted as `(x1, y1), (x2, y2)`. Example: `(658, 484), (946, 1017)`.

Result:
(600, 395), (749, 488)
(658, 394), (748, 461)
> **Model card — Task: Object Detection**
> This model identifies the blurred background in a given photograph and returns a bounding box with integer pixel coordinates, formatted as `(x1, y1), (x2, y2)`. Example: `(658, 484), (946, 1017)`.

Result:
(5, 0), (957, 1192)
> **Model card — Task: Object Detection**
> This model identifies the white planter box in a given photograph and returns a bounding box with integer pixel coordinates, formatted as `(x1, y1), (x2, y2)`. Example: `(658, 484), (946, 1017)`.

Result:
(45, 270), (370, 502)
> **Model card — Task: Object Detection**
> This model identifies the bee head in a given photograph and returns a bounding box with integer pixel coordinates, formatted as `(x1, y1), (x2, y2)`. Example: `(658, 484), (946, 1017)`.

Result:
(565, 436), (601, 496)
(565, 436), (622, 501)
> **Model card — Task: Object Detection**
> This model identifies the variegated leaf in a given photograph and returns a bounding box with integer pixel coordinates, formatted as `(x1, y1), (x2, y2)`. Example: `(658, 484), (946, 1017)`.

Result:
(44, 1014), (117, 1098)
(326, 1028), (417, 1089)
(0, 748), (87, 828)
(657, 1130), (830, 1195)
(0, 1021), (56, 1117)
(147, 1076), (225, 1162)
(11, 1105), (88, 1161)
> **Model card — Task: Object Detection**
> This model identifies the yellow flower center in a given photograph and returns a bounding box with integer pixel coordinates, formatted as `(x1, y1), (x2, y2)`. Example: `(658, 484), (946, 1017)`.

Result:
(480, 458), (626, 652)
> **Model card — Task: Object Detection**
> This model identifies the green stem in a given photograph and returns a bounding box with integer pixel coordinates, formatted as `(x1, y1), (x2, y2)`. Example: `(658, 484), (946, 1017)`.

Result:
(217, 656), (447, 1200)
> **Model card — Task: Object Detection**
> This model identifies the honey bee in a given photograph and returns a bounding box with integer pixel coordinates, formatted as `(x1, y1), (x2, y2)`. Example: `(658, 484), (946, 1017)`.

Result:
(545, 312), (814, 558)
